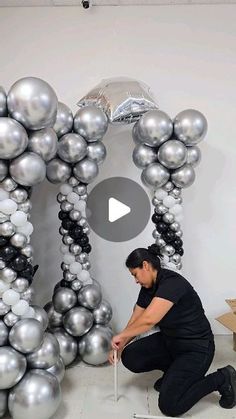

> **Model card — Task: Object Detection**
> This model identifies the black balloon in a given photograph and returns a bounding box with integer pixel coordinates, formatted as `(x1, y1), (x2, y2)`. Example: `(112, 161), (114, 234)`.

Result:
(173, 238), (183, 249)
(0, 237), (8, 247)
(58, 211), (69, 221)
(62, 219), (76, 231)
(82, 244), (92, 254)
(77, 234), (89, 246)
(20, 264), (34, 280)
(11, 255), (28, 272)
(0, 246), (18, 262)
(162, 231), (176, 243)
(60, 280), (70, 288)
(156, 222), (168, 233)
(69, 226), (83, 239)
(176, 248), (184, 256)
(152, 213), (162, 224)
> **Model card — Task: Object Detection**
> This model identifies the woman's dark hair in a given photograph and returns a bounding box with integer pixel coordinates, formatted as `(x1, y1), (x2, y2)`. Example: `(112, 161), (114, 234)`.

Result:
(125, 243), (161, 271)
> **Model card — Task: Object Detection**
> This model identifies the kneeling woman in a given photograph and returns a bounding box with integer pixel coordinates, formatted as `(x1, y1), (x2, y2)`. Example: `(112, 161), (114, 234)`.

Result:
(109, 244), (236, 417)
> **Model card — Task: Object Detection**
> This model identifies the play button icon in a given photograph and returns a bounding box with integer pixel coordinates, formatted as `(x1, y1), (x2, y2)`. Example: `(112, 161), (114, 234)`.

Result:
(86, 177), (151, 242)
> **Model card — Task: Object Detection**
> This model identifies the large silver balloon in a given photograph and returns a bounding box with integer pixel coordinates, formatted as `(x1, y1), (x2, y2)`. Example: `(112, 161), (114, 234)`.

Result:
(46, 356), (65, 383)
(0, 321), (8, 346)
(0, 87), (7, 117)
(8, 369), (61, 419)
(87, 141), (107, 165)
(52, 288), (77, 314)
(9, 319), (44, 354)
(186, 145), (201, 167)
(77, 284), (102, 310)
(132, 122), (144, 145)
(141, 163), (170, 189)
(74, 105), (108, 142)
(93, 300), (112, 325)
(27, 332), (60, 369)
(53, 101), (73, 138)
(32, 305), (49, 330)
(52, 328), (77, 366)
(132, 144), (157, 168)
(73, 158), (99, 184)
(158, 139), (187, 169)
(44, 302), (63, 328)
(28, 128), (58, 162)
(137, 110), (173, 147)
(0, 161), (8, 182)
(171, 164), (195, 188)
(46, 158), (71, 184)
(78, 325), (112, 365)
(7, 77), (58, 130)
(0, 346), (26, 389)
(57, 133), (87, 163)
(0, 118), (28, 160)
(0, 390), (7, 417)
(174, 109), (207, 145)
(10, 152), (46, 187)
(63, 307), (93, 337)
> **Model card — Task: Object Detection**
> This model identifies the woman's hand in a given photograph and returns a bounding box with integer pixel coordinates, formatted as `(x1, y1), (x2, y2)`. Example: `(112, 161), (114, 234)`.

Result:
(108, 348), (122, 365)
(111, 333), (127, 351)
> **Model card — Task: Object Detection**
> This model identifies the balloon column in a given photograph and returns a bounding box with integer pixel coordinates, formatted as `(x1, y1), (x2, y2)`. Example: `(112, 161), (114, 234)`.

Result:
(132, 109), (207, 270)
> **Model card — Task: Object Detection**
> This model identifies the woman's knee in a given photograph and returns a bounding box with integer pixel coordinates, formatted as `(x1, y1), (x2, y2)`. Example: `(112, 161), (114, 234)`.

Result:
(121, 345), (141, 373)
(158, 393), (182, 417)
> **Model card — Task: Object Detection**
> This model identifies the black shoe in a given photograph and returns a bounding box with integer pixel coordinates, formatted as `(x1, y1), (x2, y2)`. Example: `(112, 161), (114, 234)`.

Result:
(153, 376), (163, 392)
(218, 365), (236, 409)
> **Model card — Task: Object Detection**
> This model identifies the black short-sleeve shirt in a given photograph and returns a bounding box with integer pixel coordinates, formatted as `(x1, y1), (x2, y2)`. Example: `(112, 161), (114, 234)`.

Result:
(136, 268), (213, 340)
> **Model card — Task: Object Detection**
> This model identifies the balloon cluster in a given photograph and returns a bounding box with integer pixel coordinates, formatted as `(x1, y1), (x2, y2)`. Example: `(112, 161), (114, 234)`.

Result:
(132, 109), (207, 269)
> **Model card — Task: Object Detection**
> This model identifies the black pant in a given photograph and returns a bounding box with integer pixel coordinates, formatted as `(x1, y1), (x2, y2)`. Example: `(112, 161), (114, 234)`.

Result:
(121, 332), (223, 417)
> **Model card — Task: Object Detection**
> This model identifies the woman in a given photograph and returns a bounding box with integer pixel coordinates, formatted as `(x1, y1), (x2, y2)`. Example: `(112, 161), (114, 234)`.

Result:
(109, 244), (236, 417)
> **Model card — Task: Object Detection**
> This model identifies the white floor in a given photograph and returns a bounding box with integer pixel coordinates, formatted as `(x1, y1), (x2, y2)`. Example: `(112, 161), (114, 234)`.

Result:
(53, 335), (236, 419)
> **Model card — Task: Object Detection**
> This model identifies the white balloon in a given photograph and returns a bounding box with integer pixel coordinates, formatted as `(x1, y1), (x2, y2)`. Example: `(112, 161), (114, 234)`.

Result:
(0, 189), (9, 201)
(17, 222), (34, 237)
(63, 254), (75, 264)
(0, 280), (10, 295)
(74, 200), (86, 212)
(60, 184), (73, 195)
(163, 196), (176, 209)
(154, 189), (168, 201)
(0, 199), (17, 215)
(2, 289), (20, 306)
(78, 270), (90, 282)
(67, 192), (80, 204)
(175, 214), (184, 222)
(60, 244), (69, 254)
(12, 299), (29, 316)
(169, 204), (183, 215)
(10, 211), (27, 227)
(70, 262), (82, 275)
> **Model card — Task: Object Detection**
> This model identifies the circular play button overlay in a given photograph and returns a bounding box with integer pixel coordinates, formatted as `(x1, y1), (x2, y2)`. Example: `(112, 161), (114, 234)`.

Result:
(86, 177), (151, 242)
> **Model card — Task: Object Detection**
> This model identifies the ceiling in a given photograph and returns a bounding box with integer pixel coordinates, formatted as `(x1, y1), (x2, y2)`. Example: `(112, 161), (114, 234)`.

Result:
(0, 0), (235, 6)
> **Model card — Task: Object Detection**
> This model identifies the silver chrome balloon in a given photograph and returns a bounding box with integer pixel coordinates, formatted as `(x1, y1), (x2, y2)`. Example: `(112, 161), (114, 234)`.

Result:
(73, 184), (87, 195)
(57, 192), (66, 203)
(141, 163), (170, 189)
(0, 177), (17, 192)
(44, 302), (63, 328)
(93, 300), (112, 325)
(0, 221), (15, 237)
(152, 196), (161, 206)
(156, 237), (166, 248)
(0, 213), (9, 224)
(0, 267), (17, 283)
(137, 110), (173, 147)
(52, 288), (77, 314)
(21, 286), (35, 303)
(174, 109), (207, 146)
(160, 245), (175, 257)
(63, 272), (76, 282)
(69, 243), (82, 255)
(132, 144), (157, 168)
(52, 328), (77, 366)
(77, 284), (102, 310)
(9, 319), (44, 354)
(171, 164), (195, 188)
(27, 332), (60, 369)
(68, 176), (79, 187)
(69, 210), (81, 222)
(163, 212), (175, 224)
(28, 128), (58, 162)
(73, 158), (99, 184)
(0, 86), (7, 117)
(170, 187), (181, 198)
(46, 356), (65, 383)
(3, 311), (20, 327)
(152, 229), (161, 239)
(0, 321), (8, 346)
(78, 325), (112, 366)
(175, 229), (183, 238)
(74, 105), (108, 142)
(163, 181), (174, 192)
(60, 201), (73, 212)
(11, 278), (29, 293)
(0, 161), (7, 182)
(17, 200), (32, 214)
(0, 390), (7, 417)
(58, 133), (87, 164)
(87, 141), (107, 165)
(0, 301), (10, 316)
(7, 76), (58, 130)
(63, 307), (93, 337)
(170, 221), (180, 232)
(46, 158), (71, 184)
(32, 305), (48, 330)
(132, 122), (143, 145)
(70, 279), (82, 292)
(10, 233), (27, 249)
(53, 101), (73, 138)
(0, 346), (26, 389)
(20, 244), (34, 258)
(158, 139), (187, 169)
(186, 145), (201, 167)
(62, 234), (74, 245)
(0, 118), (28, 160)
(170, 253), (182, 264)
(0, 260), (5, 270)
(155, 204), (168, 215)
(10, 152), (46, 187)
(8, 369), (61, 419)
(76, 252), (88, 264)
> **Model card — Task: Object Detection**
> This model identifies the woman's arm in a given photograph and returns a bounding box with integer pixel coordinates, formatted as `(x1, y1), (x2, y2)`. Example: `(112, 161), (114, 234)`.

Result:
(122, 304), (145, 346)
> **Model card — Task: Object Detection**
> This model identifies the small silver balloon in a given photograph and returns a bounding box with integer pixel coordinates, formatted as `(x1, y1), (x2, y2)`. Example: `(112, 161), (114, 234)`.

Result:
(0, 321), (8, 345)
(132, 121), (143, 145)
(11, 278), (29, 293)
(152, 197), (161, 206)
(160, 245), (175, 257)
(70, 279), (82, 292)
(142, 163), (170, 189)
(46, 158), (71, 184)
(155, 237), (166, 248)
(78, 325), (112, 366)
(69, 243), (82, 255)
(93, 300), (112, 325)
(58, 133), (87, 163)
(158, 139), (187, 169)
(53, 101), (73, 138)
(9, 319), (44, 354)
(63, 307), (93, 337)
(57, 193), (66, 203)
(73, 184), (87, 195)
(87, 141), (107, 165)
(62, 234), (74, 245)
(163, 212), (175, 224)
(46, 356), (65, 383)
(27, 332), (60, 369)
(44, 302), (63, 328)
(17, 200), (32, 214)
(163, 181), (174, 192)
(20, 244), (34, 258)
(83, 226), (90, 235)
(0, 118), (28, 160)
(73, 158), (99, 184)
(21, 286), (35, 303)
(0, 86), (7, 117)
(132, 144), (157, 168)
(171, 164), (195, 188)
(170, 187), (182, 198)
(52, 288), (77, 314)
(52, 328), (77, 366)
(0, 261), (5, 270)
(170, 253), (181, 264)
(80, 192), (88, 201)
(10, 152), (46, 187)
(82, 261), (91, 271)
(7, 76), (58, 130)
(0, 221), (15, 237)
(170, 222), (180, 232)
(137, 110), (173, 147)
(152, 229), (161, 239)
(69, 209), (81, 221)
(0, 161), (8, 182)
(8, 369), (61, 419)
(175, 229), (183, 238)
(32, 305), (48, 330)
(174, 109), (207, 145)
(0, 390), (7, 417)
(10, 233), (27, 249)
(77, 284), (102, 310)
(0, 177), (17, 192)
(155, 204), (168, 215)
(63, 271), (76, 282)
(28, 128), (58, 162)
(74, 105), (108, 142)
(0, 301), (10, 316)
(0, 267), (17, 283)
(186, 145), (201, 167)
(60, 201), (73, 212)
(76, 252), (88, 264)
(0, 213), (9, 224)
(68, 176), (79, 187)
(0, 346), (27, 389)
(3, 311), (20, 327)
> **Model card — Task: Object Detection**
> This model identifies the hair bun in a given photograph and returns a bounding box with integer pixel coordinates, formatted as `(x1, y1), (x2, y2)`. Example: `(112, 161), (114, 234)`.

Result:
(147, 244), (160, 257)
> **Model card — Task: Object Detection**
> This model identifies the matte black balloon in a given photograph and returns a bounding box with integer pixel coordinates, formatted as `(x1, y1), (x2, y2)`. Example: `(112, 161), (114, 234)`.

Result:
(0, 246), (18, 262)
(156, 222), (168, 233)
(162, 231), (176, 243)
(176, 248), (184, 256)
(11, 255), (28, 271)
(62, 219), (76, 231)
(58, 211), (68, 221)
(82, 244), (92, 254)
(77, 235), (89, 246)
(60, 280), (70, 288)
(151, 213), (162, 224)
(20, 264), (34, 279)
(69, 226), (83, 239)
(0, 237), (8, 247)
(173, 238), (183, 250)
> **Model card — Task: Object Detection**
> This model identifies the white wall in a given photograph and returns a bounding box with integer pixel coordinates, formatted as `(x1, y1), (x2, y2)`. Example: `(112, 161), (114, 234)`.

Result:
(0, 4), (235, 334)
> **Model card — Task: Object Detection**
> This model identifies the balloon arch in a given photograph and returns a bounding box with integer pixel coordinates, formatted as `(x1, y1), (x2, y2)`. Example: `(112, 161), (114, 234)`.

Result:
(0, 77), (207, 419)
